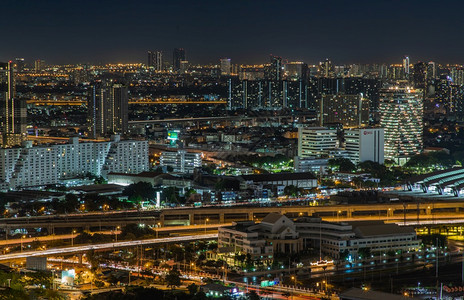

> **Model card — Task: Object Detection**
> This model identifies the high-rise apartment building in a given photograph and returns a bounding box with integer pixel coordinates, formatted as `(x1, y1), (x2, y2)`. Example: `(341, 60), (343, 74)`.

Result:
(427, 62), (437, 81)
(147, 51), (163, 71)
(220, 58), (231, 76)
(297, 127), (338, 157)
(285, 62), (308, 81)
(0, 135), (148, 190)
(345, 128), (384, 164)
(319, 58), (333, 78)
(88, 80), (129, 138)
(379, 87), (423, 165)
(317, 94), (369, 128)
(14, 58), (25, 73)
(266, 55), (283, 81)
(403, 56), (410, 77)
(173, 48), (186, 72)
(0, 61), (26, 147)
(34, 59), (45, 72)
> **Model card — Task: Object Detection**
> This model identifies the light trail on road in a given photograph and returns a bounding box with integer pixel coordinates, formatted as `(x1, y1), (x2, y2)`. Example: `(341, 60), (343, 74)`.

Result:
(0, 233), (217, 261)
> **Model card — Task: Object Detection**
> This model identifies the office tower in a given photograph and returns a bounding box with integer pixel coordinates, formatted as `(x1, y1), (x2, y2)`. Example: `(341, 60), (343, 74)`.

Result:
(14, 58), (25, 73)
(345, 128), (384, 164)
(379, 87), (423, 165)
(147, 51), (163, 71)
(403, 56), (410, 76)
(317, 94), (369, 128)
(413, 62), (427, 89)
(297, 127), (338, 157)
(179, 60), (189, 73)
(34, 59), (45, 72)
(285, 62), (308, 81)
(220, 58), (231, 76)
(319, 58), (333, 78)
(172, 48), (186, 72)
(88, 80), (128, 138)
(427, 62), (437, 81)
(0, 61), (26, 147)
(266, 55), (283, 81)
(160, 150), (202, 174)
(450, 67), (464, 86)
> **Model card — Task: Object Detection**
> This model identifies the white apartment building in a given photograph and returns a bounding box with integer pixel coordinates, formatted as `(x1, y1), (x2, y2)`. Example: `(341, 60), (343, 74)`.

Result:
(345, 128), (385, 164)
(0, 135), (148, 189)
(298, 127), (338, 157)
(160, 150), (202, 174)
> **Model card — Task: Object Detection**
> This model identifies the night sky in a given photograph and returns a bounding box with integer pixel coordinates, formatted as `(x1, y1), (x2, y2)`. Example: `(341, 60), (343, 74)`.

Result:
(2, 0), (464, 65)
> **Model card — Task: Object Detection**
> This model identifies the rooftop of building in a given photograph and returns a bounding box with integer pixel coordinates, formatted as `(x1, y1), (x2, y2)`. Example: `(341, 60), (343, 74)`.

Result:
(108, 171), (163, 178)
(339, 287), (412, 300)
(351, 222), (416, 237)
(240, 172), (316, 182)
(68, 184), (125, 194)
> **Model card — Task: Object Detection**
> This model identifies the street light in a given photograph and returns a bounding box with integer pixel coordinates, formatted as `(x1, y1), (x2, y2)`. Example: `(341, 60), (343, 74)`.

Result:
(156, 223), (161, 239)
(291, 276), (296, 300)
(115, 226), (120, 242)
(71, 230), (76, 246)
(205, 218), (209, 234)
(21, 235), (26, 252)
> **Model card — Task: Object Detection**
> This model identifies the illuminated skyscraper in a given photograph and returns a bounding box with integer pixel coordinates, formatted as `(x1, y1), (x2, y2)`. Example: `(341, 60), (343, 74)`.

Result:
(148, 51), (163, 71)
(403, 56), (410, 77)
(220, 58), (231, 76)
(0, 61), (26, 147)
(173, 48), (186, 72)
(88, 80), (128, 138)
(379, 87), (423, 165)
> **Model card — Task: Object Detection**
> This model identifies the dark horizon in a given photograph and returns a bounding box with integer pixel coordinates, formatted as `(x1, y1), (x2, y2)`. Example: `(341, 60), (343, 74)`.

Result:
(2, 0), (464, 65)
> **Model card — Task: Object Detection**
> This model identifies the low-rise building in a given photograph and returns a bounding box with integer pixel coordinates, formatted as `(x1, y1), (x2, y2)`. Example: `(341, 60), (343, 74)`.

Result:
(218, 213), (303, 265)
(160, 150), (202, 174)
(239, 172), (318, 191)
(219, 213), (420, 265)
(295, 218), (420, 260)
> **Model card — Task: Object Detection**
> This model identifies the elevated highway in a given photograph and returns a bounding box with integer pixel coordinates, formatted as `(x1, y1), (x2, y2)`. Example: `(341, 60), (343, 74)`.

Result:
(1, 200), (464, 231)
(0, 234), (217, 261)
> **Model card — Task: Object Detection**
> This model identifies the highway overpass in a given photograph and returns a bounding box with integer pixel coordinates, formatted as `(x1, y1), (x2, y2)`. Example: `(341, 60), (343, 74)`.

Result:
(2, 200), (464, 232)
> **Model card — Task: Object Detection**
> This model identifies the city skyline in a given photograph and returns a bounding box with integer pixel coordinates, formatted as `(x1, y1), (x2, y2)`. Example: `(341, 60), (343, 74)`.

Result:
(2, 0), (464, 64)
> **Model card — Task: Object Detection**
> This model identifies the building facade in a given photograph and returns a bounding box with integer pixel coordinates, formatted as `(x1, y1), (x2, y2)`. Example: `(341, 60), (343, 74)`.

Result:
(0, 135), (148, 190)
(160, 150), (202, 174)
(297, 127), (338, 157)
(379, 87), (423, 165)
(317, 94), (369, 128)
(88, 80), (129, 138)
(147, 51), (163, 72)
(345, 128), (385, 164)
(0, 61), (26, 147)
